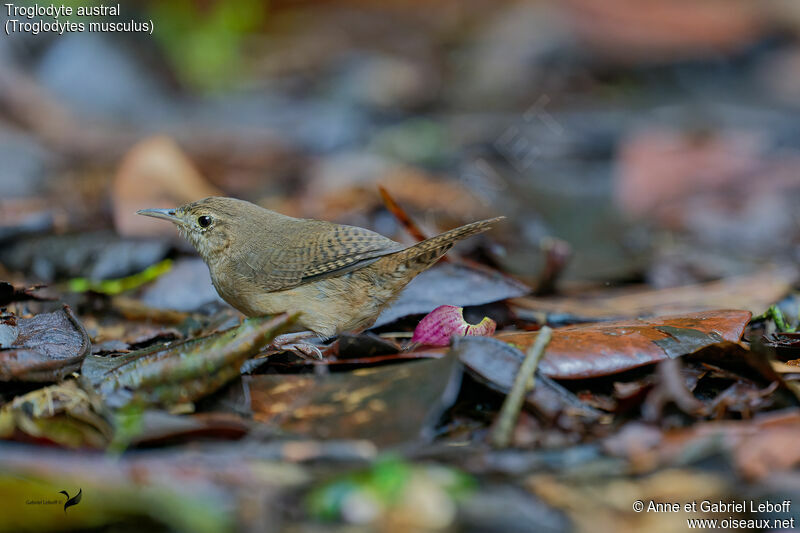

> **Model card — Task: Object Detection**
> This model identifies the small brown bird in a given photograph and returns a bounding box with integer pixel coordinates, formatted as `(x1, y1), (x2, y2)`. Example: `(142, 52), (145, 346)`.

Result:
(138, 197), (502, 355)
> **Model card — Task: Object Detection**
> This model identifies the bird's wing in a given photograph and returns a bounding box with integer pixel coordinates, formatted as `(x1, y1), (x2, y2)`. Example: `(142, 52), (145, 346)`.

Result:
(234, 220), (404, 292)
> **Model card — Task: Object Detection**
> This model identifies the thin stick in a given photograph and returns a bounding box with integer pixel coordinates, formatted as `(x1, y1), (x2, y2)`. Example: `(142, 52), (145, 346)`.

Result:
(490, 326), (553, 448)
(378, 185), (430, 243)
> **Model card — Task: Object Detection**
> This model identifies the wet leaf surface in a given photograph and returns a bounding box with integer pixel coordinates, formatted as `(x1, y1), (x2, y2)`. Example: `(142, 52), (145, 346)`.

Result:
(0, 306), (91, 382)
(245, 353), (461, 447)
(495, 310), (751, 379)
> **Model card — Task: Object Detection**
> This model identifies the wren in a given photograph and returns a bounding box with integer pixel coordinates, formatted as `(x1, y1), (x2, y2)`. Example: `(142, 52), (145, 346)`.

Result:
(138, 197), (502, 353)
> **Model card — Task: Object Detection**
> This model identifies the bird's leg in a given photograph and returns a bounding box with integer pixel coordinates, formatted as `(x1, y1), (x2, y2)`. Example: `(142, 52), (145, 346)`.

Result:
(268, 331), (325, 360)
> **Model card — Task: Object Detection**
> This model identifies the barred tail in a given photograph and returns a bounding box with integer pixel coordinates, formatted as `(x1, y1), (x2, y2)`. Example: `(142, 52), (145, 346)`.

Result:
(395, 216), (504, 266)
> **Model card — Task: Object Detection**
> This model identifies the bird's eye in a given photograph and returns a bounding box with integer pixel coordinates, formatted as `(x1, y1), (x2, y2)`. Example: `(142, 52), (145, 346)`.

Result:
(197, 215), (213, 228)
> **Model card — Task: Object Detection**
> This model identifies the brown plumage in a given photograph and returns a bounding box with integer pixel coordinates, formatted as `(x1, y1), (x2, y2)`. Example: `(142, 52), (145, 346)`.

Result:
(138, 197), (503, 338)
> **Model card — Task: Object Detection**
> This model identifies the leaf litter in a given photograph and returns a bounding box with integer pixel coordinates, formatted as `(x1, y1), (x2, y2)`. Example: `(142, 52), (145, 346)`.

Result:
(0, 216), (792, 531)
(1, 210), (793, 533)
(4, 19), (800, 528)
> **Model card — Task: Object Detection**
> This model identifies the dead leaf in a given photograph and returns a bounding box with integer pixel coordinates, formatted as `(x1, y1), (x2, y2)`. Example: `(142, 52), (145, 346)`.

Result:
(126, 411), (250, 446)
(510, 266), (794, 321)
(300, 158), (490, 223)
(245, 353), (461, 447)
(565, 0), (763, 63)
(616, 128), (764, 221)
(112, 135), (223, 238)
(0, 231), (171, 282)
(761, 332), (800, 359)
(707, 381), (777, 418)
(374, 263), (529, 328)
(83, 314), (293, 409)
(603, 409), (800, 481)
(0, 380), (112, 448)
(0, 282), (53, 306)
(0, 305), (91, 382)
(529, 468), (730, 533)
(734, 410), (800, 480)
(451, 336), (605, 423)
(139, 258), (225, 312)
(495, 310), (751, 379)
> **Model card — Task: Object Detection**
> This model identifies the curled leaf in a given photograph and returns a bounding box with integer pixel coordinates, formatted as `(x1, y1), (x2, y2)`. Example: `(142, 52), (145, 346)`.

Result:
(0, 305), (91, 382)
(0, 380), (113, 448)
(83, 313), (294, 409)
(412, 305), (496, 347)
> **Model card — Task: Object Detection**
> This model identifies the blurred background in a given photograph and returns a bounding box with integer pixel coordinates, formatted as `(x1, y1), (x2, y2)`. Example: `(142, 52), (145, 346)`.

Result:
(6, 3), (800, 531)
(2, 0), (800, 294)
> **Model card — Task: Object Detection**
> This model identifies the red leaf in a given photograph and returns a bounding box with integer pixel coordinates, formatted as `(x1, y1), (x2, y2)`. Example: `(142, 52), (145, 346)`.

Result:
(495, 310), (751, 379)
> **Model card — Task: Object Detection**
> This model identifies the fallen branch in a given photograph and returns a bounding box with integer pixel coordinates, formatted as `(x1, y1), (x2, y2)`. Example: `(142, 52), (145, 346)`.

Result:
(490, 325), (553, 448)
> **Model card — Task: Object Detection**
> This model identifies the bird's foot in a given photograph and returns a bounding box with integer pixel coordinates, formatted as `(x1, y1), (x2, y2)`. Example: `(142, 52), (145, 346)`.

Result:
(279, 342), (324, 360)
(267, 332), (326, 360)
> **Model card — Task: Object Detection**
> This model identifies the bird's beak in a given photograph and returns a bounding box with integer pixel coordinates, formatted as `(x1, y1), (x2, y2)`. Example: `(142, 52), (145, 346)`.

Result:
(136, 208), (181, 223)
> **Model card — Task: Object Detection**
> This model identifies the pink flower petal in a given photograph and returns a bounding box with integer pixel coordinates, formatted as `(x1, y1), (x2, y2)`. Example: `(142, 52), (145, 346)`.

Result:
(412, 305), (497, 347)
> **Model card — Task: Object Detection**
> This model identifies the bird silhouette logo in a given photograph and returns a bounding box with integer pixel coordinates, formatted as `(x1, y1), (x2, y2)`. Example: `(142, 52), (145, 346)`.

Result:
(58, 489), (81, 513)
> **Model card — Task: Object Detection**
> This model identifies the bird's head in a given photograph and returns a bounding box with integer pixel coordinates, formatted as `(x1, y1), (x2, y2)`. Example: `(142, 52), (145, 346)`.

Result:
(137, 197), (256, 261)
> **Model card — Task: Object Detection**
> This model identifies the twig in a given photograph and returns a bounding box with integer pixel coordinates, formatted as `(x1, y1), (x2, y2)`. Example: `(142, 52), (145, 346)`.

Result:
(378, 185), (431, 244)
(490, 325), (553, 448)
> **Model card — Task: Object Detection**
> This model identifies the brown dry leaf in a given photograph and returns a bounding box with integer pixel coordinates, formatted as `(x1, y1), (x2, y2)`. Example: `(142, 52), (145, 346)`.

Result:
(0, 380), (112, 448)
(298, 160), (490, 222)
(563, 0), (764, 63)
(734, 410), (800, 480)
(495, 310), (751, 379)
(0, 306), (91, 382)
(244, 354), (461, 447)
(603, 410), (800, 481)
(529, 469), (730, 533)
(615, 129), (764, 222)
(510, 266), (794, 321)
(450, 336), (606, 423)
(112, 135), (223, 238)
